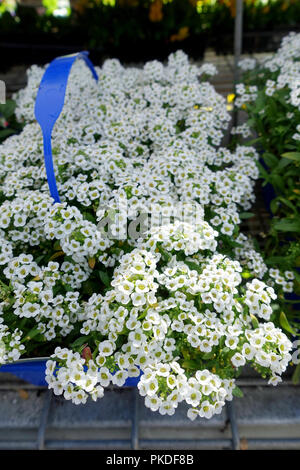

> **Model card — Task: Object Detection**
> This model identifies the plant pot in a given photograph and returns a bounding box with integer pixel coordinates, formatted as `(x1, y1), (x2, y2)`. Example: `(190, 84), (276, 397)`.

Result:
(0, 358), (142, 387)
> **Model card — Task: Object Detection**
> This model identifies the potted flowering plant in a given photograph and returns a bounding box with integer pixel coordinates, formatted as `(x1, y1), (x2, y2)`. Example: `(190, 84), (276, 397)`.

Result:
(233, 32), (300, 336)
(0, 51), (293, 419)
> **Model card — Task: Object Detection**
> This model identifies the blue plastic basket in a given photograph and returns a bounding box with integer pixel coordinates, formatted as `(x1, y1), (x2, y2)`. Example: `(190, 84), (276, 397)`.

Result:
(0, 358), (49, 386)
(0, 358), (141, 387)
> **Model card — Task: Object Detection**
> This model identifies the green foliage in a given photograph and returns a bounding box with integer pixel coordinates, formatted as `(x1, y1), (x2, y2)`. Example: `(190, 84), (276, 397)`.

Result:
(1, 1), (300, 59)
(235, 46), (300, 336)
(42, 0), (59, 15)
(0, 99), (23, 143)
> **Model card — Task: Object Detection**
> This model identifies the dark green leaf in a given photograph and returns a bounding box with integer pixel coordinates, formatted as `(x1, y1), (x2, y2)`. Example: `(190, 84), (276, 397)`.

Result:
(83, 212), (97, 224)
(292, 363), (300, 385)
(232, 386), (244, 398)
(70, 336), (89, 349)
(279, 311), (296, 335)
(22, 328), (41, 342)
(256, 161), (270, 180)
(282, 152), (300, 162)
(275, 157), (292, 172)
(263, 152), (278, 169)
(0, 128), (15, 140)
(270, 198), (280, 215)
(272, 218), (300, 233)
(265, 256), (289, 266)
(0, 99), (16, 118)
(98, 270), (110, 287)
(240, 212), (255, 219)
(185, 261), (202, 273)
(278, 197), (297, 213)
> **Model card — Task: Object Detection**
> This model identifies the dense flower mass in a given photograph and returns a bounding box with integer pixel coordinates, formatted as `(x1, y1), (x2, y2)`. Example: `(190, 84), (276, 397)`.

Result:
(234, 32), (300, 338)
(0, 50), (293, 420)
(236, 33), (300, 111)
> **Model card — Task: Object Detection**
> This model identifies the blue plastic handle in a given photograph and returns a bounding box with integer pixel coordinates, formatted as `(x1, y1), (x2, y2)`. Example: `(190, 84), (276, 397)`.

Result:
(34, 51), (98, 203)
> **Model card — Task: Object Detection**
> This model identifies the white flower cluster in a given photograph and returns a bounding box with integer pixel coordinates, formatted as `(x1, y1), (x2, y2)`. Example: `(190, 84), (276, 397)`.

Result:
(46, 348), (104, 403)
(269, 268), (295, 294)
(245, 279), (276, 320)
(234, 83), (258, 108)
(231, 123), (252, 139)
(292, 123), (300, 141)
(0, 233), (13, 266)
(44, 203), (113, 263)
(235, 32), (299, 296)
(138, 365), (235, 419)
(143, 220), (218, 255)
(2, 51), (259, 241)
(237, 32), (300, 112)
(0, 318), (25, 363)
(238, 58), (257, 71)
(0, 191), (53, 247)
(0, 50), (293, 420)
(3, 255), (89, 340)
(45, 224), (292, 414)
(262, 32), (300, 110)
(234, 233), (268, 279)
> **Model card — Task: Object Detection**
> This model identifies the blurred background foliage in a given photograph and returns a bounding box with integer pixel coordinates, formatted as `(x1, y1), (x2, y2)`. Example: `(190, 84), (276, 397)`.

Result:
(0, 0), (299, 63)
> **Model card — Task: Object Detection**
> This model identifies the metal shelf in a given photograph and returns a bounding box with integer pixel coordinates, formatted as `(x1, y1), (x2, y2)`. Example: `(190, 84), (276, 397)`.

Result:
(0, 377), (299, 450)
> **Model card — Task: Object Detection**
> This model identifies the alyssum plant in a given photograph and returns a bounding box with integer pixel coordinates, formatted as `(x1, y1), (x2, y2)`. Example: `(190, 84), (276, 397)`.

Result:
(0, 52), (293, 419)
(233, 32), (300, 338)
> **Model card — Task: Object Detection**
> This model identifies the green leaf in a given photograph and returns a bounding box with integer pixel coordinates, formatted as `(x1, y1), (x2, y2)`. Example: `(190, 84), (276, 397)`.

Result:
(265, 256), (289, 266)
(250, 314), (259, 330)
(256, 161), (270, 180)
(270, 174), (285, 194)
(182, 359), (200, 370)
(282, 152), (300, 162)
(201, 352), (214, 360)
(278, 197), (298, 213)
(232, 386), (244, 398)
(241, 271), (252, 279)
(275, 157), (292, 172)
(159, 246), (172, 263)
(35, 254), (46, 264)
(22, 328), (41, 342)
(83, 212), (96, 224)
(64, 283), (74, 292)
(185, 261), (202, 273)
(294, 271), (300, 284)
(243, 137), (261, 146)
(81, 279), (99, 295)
(272, 218), (300, 233)
(0, 99), (16, 118)
(98, 270), (110, 287)
(0, 128), (15, 140)
(240, 212), (255, 219)
(292, 363), (300, 385)
(270, 198), (280, 215)
(279, 311), (296, 335)
(263, 152), (278, 169)
(70, 336), (89, 349)
(182, 348), (190, 360)
(53, 240), (62, 251)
